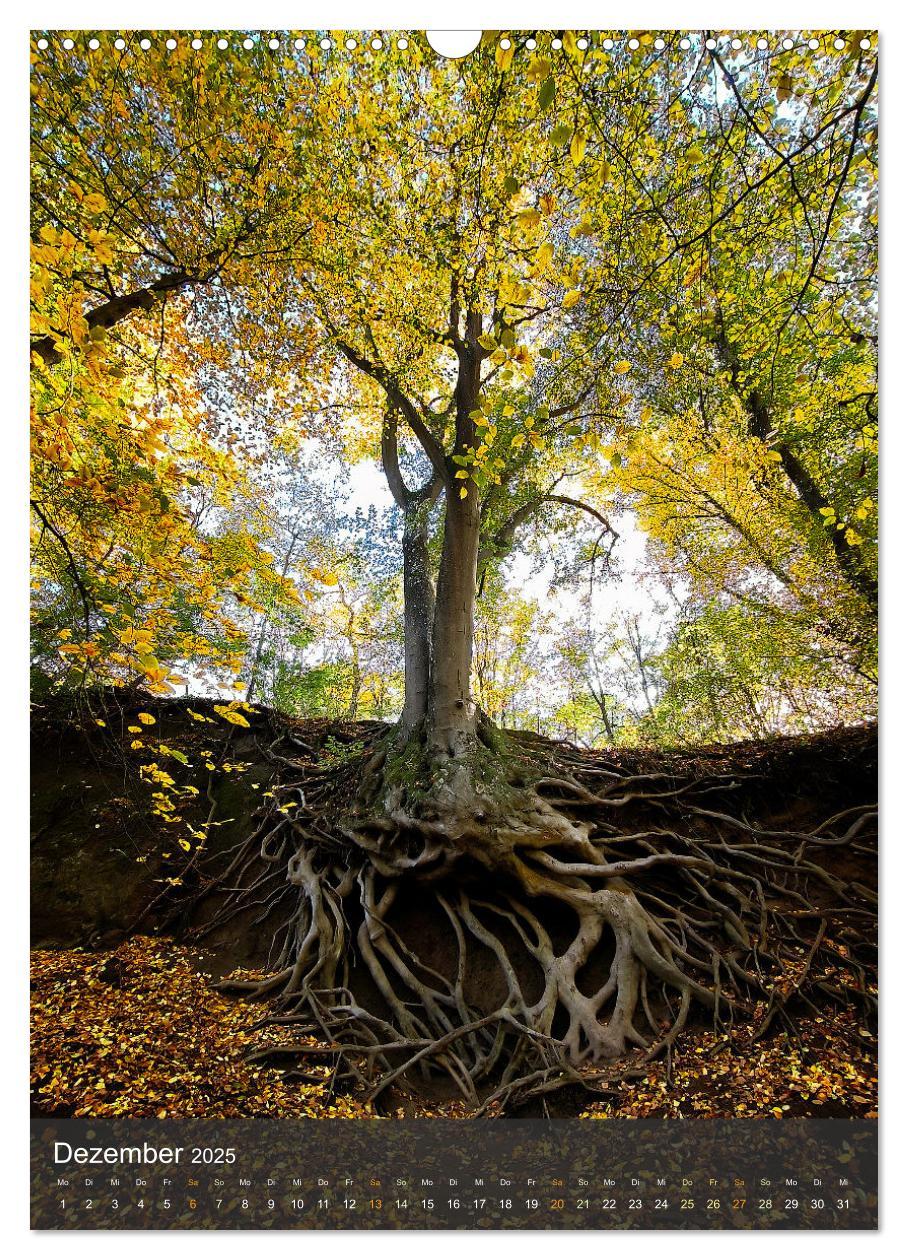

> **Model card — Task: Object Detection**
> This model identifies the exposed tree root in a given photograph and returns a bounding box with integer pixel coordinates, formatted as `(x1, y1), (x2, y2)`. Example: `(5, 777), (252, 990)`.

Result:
(176, 721), (877, 1114)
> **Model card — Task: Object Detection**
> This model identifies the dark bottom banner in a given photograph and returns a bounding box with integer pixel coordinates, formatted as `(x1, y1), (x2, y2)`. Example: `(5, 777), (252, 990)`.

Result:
(31, 1118), (877, 1230)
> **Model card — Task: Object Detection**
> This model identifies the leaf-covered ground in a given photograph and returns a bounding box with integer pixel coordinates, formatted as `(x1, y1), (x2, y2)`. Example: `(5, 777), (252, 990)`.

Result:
(31, 936), (876, 1121)
(578, 943), (878, 1120)
(578, 1015), (877, 1120)
(30, 937), (376, 1119)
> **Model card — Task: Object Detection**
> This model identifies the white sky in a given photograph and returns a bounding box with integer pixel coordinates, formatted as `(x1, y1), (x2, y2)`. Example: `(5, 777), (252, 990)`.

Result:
(344, 456), (667, 636)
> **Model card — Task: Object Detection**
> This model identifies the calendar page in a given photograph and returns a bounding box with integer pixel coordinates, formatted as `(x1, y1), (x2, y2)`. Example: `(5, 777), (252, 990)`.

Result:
(29, 26), (878, 1231)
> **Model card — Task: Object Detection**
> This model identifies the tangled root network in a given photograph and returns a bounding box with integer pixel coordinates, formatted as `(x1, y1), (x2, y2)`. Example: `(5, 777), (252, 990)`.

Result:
(184, 723), (877, 1114)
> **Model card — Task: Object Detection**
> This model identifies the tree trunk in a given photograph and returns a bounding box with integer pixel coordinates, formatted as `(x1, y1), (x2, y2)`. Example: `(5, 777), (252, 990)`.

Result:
(426, 313), (483, 760)
(400, 504), (435, 735)
(428, 492), (480, 758)
(373, 311), (484, 758)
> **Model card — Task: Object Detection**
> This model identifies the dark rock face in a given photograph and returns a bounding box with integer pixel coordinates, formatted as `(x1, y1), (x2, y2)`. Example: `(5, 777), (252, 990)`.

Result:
(31, 695), (877, 969)
(30, 695), (278, 950)
(31, 745), (154, 947)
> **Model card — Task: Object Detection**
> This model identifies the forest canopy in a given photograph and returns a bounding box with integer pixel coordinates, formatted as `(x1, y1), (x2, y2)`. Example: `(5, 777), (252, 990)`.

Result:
(31, 30), (878, 746)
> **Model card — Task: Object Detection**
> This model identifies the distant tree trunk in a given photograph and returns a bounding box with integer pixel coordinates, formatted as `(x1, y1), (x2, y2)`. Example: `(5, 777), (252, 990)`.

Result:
(246, 522), (302, 704)
(345, 654), (362, 720)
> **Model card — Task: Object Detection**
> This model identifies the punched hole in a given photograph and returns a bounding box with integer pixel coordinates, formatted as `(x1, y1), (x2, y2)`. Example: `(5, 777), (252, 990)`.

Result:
(425, 31), (482, 58)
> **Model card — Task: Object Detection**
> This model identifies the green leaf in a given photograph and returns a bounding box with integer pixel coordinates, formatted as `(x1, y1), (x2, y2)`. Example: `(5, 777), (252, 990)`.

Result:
(538, 78), (556, 112)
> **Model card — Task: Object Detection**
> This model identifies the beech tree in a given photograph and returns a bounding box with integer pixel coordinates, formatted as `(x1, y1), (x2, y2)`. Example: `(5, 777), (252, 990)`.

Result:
(31, 32), (878, 1107)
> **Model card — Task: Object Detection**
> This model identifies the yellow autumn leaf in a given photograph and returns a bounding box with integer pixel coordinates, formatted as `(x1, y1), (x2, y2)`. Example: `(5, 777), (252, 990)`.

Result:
(570, 132), (587, 166)
(535, 241), (554, 270)
(495, 40), (515, 72)
(213, 705), (251, 727)
(137, 713), (156, 726)
(615, 360), (631, 375)
(526, 54), (551, 83)
(563, 289), (582, 310)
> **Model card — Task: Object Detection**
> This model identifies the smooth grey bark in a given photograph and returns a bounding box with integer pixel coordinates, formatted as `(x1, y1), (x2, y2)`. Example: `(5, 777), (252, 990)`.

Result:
(400, 503), (435, 735)
(428, 493), (481, 757)
(379, 405), (443, 737)
(425, 309), (484, 758)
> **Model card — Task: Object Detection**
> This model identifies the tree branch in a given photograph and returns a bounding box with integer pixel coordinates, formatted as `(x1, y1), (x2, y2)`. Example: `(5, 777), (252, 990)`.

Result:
(335, 338), (450, 485)
(30, 257), (224, 367)
(479, 494), (618, 567)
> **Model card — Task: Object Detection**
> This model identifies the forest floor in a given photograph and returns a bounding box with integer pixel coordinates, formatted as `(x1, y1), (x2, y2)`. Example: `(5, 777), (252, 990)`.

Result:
(30, 700), (878, 1121)
(31, 934), (877, 1121)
